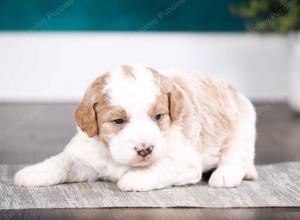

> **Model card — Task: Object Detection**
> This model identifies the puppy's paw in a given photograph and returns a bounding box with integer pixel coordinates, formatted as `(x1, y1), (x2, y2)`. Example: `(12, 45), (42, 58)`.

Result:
(174, 170), (202, 186)
(117, 170), (164, 192)
(245, 165), (258, 180)
(208, 165), (245, 188)
(14, 165), (58, 187)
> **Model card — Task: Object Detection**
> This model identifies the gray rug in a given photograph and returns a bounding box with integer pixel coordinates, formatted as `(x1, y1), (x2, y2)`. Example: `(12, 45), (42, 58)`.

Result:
(0, 162), (300, 209)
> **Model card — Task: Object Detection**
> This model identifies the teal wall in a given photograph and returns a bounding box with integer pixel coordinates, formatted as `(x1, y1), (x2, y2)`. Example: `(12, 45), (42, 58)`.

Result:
(0, 0), (246, 31)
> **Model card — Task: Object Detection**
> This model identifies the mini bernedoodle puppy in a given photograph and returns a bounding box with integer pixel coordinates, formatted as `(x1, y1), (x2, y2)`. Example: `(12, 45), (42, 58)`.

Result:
(15, 64), (257, 191)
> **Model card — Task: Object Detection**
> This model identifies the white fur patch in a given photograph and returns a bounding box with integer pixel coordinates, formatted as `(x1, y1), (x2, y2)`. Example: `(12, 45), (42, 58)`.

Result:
(104, 64), (160, 114)
(208, 165), (245, 188)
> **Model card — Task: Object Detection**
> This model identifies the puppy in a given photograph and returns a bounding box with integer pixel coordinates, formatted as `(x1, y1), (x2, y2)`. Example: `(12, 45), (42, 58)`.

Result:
(14, 64), (257, 191)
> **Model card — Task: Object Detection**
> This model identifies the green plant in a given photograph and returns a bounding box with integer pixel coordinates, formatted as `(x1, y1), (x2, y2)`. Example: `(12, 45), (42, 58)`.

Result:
(231, 0), (300, 33)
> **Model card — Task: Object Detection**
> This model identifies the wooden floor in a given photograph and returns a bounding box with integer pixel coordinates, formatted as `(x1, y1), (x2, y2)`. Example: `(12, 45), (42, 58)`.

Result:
(0, 102), (299, 219)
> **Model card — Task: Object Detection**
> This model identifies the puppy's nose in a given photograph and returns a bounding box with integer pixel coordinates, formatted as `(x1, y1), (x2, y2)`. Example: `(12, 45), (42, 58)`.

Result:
(135, 144), (153, 158)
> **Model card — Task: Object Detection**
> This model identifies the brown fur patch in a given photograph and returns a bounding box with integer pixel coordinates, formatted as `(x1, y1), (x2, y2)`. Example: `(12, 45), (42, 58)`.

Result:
(148, 94), (171, 131)
(198, 77), (237, 152)
(122, 65), (135, 78)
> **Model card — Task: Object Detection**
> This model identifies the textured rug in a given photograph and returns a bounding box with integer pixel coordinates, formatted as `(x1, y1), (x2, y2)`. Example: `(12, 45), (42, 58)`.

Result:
(0, 162), (300, 209)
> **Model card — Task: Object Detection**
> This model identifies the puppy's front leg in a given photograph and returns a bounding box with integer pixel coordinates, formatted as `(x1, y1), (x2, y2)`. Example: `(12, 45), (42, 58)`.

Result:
(15, 153), (71, 187)
(14, 132), (99, 187)
(117, 154), (203, 192)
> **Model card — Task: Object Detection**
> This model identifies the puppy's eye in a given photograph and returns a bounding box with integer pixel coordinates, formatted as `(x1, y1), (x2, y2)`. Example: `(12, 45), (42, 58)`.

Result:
(113, 119), (125, 124)
(154, 114), (162, 121)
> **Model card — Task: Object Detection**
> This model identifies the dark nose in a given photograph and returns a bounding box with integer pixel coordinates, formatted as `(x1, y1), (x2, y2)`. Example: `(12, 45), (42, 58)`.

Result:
(135, 144), (154, 158)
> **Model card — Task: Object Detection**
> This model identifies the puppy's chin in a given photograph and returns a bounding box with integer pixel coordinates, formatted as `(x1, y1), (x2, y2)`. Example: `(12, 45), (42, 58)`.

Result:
(130, 160), (153, 167)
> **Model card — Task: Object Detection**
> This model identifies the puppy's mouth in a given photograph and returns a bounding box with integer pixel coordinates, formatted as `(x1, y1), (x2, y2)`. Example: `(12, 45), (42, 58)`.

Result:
(130, 156), (157, 167)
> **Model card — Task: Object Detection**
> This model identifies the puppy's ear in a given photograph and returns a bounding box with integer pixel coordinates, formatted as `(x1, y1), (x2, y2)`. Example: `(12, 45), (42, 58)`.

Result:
(75, 75), (107, 137)
(75, 100), (98, 137)
(168, 84), (184, 122)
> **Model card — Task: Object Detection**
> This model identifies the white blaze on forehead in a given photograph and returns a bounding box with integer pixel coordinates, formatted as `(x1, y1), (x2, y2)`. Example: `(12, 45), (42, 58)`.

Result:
(104, 64), (160, 114)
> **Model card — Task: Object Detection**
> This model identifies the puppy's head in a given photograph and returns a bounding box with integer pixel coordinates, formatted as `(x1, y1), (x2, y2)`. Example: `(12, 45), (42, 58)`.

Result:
(75, 64), (183, 167)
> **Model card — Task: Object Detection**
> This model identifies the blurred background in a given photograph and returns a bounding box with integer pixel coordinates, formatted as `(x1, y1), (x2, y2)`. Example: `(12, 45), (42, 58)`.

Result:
(0, 0), (299, 164)
(1, 0), (299, 103)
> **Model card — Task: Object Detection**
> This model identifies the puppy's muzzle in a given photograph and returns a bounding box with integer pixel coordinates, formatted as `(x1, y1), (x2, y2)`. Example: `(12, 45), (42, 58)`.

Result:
(134, 144), (154, 158)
